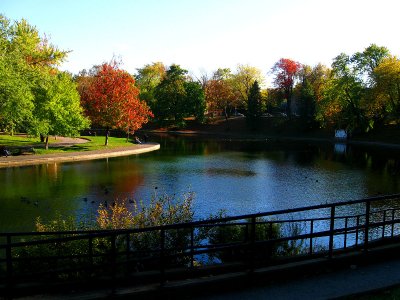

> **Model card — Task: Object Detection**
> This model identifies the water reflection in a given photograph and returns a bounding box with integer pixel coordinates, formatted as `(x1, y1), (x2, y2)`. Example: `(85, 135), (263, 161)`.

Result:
(0, 135), (399, 232)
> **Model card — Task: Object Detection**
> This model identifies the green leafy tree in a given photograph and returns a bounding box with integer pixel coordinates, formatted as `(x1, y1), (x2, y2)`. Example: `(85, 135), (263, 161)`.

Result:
(0, 14), (88, 145)
(30, 72), (90, 149)
(154, 64), (188, 124)
(153, 65), (205, 126)
(230, 64), (264, 109)
(372, 56), (400, 121)
(183, 81), (206, 123)
(0, 50), (34, 135)
(135, 62), (166, 109)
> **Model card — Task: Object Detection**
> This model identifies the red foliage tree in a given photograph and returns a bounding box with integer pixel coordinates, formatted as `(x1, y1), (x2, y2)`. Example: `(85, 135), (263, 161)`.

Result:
(272, 58), (302, 116)
(79, 63), (153, 145)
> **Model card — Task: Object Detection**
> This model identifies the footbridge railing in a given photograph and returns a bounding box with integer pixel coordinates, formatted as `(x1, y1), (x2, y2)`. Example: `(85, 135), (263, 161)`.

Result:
(1, 193), (400, 296)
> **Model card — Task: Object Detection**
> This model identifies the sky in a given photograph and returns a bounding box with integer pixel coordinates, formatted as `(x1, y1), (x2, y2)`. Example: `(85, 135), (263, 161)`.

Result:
(2, 0), (400, 85)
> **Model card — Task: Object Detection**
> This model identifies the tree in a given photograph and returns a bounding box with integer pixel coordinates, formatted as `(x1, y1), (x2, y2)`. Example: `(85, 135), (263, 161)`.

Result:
(184, 81), (206, 123)
(247, 80), (262, 129)
(79, 63), (153, 145)
(135, 62), (166, 110)
(352, 44), (390, 86)
(205, 68), (239, 120)
(271, 58), (302, 116)
(30, 72), (90, 149)
(153, 64), (205, 126)
(0, 14), (88, 146)
(0, 49), (34, 135)
(372, 56), (400, 121)
(154, 64), (188, 124)
(295, 64), (331, 121)
(230, 64), (264, 109)
(324, 53), (366, 130)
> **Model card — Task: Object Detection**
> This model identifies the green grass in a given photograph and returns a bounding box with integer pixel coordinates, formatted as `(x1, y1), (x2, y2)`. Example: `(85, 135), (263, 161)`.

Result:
(0, 134), (137, 155)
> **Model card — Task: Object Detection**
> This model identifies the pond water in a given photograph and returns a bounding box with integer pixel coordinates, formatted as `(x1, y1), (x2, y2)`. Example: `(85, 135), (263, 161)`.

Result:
(1, 134), (399, 232)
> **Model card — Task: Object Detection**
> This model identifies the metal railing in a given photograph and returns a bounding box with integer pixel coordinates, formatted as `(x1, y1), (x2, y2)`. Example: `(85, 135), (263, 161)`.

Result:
(1, 194), (400, 296)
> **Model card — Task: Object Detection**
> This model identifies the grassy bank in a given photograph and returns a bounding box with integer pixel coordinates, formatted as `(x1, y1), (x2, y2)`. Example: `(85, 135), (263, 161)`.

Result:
(0, 134), (136, 155)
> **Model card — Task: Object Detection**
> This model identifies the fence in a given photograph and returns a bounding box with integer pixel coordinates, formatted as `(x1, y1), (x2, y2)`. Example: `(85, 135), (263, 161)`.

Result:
(1, 194), (400, 297)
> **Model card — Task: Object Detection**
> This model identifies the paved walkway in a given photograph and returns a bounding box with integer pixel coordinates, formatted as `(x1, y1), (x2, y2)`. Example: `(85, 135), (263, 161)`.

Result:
(0, 143), (160, 168)
(190, 257), (400, 300)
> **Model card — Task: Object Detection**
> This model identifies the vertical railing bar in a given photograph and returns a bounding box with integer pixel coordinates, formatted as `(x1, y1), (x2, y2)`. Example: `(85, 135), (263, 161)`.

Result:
(88, 235), (93, 276)
(328, 206), (335, 258)
(364, 200), (371, 251)
(126, 232), (131, 275)
(160, 229), (165, 284)
(107, 233), (117, 295)
(344, 217), (348, 249)
(190, 226), (194, 269)
(382, 210), (386, 239)
(250, 216), (256, 272)
(391, 209), (395, 238)
(6, 234), (13, 294)
(356, 216), (360, 246)
(309, 220), (314, 255)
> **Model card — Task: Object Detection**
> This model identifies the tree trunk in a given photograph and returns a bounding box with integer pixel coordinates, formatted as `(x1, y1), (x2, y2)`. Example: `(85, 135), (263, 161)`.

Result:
(45, 136), (49, 150)
(40, 134), (45, 143)
(126, 127), (130, 143)
(105, 128), (110, 146)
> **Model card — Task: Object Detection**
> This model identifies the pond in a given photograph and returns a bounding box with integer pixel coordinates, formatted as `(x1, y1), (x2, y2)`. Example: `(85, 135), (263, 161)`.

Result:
(1, 134), (399, 232)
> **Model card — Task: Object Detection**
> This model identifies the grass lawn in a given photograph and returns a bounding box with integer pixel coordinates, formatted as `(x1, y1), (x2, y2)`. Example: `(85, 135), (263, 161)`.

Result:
(0, 134), (137, 155)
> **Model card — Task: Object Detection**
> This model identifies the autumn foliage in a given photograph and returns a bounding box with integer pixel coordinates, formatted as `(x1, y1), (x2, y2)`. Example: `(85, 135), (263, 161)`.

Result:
(78, 63), (153, 135)
(272, 58), (302, 115)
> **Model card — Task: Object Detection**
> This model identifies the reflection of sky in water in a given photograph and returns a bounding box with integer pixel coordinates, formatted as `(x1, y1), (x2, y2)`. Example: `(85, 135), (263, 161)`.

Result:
(0, 138), (399, 232)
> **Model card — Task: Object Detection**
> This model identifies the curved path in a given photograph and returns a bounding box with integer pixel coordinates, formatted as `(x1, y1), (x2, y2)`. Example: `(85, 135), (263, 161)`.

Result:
(0, 143), (160, 168)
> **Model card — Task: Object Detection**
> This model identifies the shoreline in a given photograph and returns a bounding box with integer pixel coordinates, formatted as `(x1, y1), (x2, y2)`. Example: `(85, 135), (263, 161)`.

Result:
(144, 129), (400, 149)
(0, 143), (160, 168)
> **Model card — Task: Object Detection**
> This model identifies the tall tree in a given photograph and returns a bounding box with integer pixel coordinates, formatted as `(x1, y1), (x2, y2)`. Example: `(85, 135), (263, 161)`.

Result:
(247, 80), (262, 129)
(79, 63), (153, 145)
(372, 56), (400, 121)
(352, 44), (390, 86)
(135, 62), (166, 109)
(184, 81), (206, 123)
(271, 58), (302, 116)
(205, 68), (239, 120)
(30, 71), (90, 149)
(154, 64), (188, 124)
(0, 14), (88, 145)
(230, 64), (264, 109)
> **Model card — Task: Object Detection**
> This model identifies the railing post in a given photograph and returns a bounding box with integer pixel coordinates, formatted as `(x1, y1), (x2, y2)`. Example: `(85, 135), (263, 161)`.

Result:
(356, 216), (360, 246)
(344, 217), (348, 249)
(250, 216), (256, 272)
(126, 232), (131, 275)
(88, 236), (93, 276)
(110, 233), (116, 294)
(190, 227), (194, 269)
(391, 209), (395, 238)
(382, 210), (386, 239)
(309, 220), (314, 255)
(160, 229), (165, 284)
(328, 206), (335, 258)
(364, 200), (371, 251)
(6, 234), (13, 295)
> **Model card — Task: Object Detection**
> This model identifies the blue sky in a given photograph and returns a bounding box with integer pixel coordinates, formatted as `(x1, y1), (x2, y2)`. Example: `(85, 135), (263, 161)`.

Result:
(2, 0), (400, 84)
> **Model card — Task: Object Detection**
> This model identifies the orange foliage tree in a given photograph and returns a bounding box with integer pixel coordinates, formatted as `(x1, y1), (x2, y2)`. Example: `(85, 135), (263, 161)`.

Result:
(78, 63), (153, 145)
(272, 58), (302, 116)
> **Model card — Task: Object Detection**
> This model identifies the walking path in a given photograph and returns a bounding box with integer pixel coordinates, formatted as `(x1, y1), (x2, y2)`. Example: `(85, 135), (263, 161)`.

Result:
(0, 143), (160, 168)
(191, 257), (400, 300)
